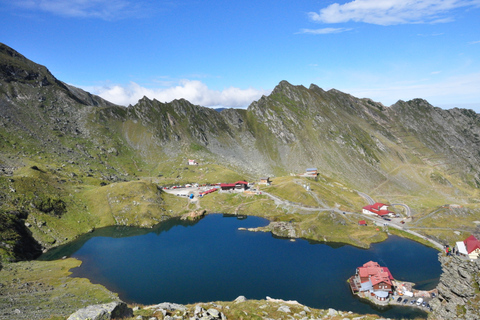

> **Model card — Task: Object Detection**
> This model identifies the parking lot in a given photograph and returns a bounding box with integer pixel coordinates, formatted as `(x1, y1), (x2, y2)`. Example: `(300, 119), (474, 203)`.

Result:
(389, 294), (434, 311)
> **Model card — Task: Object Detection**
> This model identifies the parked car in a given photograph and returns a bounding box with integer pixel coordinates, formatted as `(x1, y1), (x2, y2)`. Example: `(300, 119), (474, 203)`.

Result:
(422, 301), (427, 307)
(397, 297), (402, 302)
(416, 298), (424, 306)
(410, 299), (416, 305)
(431, 292), (436, 298)
(403, 299), (408, 304)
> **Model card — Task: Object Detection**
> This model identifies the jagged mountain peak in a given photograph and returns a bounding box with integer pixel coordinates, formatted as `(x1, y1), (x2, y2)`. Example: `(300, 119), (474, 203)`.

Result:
(2, 42), (480, 195)
(270, 80), (307, 95)
(308, 83), (326, 94)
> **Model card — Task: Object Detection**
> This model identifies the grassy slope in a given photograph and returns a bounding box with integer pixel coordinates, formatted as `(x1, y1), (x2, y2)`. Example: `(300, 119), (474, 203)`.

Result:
(0, 258), (117, 320)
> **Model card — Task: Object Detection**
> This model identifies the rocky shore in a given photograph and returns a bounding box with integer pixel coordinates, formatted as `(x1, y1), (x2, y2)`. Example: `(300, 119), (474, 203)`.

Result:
(429, 253), (480, 320)
(239, 221), (299, 238)
(65, 296), (394, 320)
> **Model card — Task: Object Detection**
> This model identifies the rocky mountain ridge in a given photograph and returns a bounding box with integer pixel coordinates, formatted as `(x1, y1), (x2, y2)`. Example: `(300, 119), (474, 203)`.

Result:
(2, 42), (480, 195)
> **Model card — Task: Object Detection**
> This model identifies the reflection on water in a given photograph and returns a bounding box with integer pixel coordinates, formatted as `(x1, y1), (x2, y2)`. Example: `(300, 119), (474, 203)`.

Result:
(40, 214), (441, 319)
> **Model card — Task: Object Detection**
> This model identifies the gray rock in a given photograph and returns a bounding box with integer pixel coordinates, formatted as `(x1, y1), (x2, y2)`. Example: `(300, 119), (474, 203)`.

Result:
(194, 305), (205, 316)
(150, 302), (187, 312)
(159, 309), (167, 316)
(67, 301), (133, 320)
(277, 305), (291, 313)
(327, 308), (337, 317)
(206, 308), (220, 318)
(430, 253), (480, 320)
(234, 295), (246, 303)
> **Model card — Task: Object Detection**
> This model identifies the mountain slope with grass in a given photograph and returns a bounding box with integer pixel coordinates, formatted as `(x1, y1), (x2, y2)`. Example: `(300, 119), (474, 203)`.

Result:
(2, 41), (480, 320)
(2, 42), (480, 261)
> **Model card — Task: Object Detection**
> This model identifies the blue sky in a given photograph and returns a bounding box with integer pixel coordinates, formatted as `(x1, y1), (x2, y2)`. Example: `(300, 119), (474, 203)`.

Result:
(1, 0), (480, 111)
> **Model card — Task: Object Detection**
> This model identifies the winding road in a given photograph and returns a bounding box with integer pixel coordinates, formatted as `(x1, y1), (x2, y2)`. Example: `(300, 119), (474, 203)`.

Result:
(165, 185), (444, 250)
(355, 192), (443, 250)
(390, 203), (411, 217)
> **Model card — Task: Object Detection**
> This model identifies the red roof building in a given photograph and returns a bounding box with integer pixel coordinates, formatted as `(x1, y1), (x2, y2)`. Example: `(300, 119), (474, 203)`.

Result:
(362, 203), (394, 217)
(220, 181), (248, 191)
(351, 261), (394, 301)
(358, 220), (367, 226)
(463, 235), (480, 259)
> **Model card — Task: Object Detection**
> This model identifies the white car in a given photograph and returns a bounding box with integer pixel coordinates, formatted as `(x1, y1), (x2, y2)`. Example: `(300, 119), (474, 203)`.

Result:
(416, 298), (424, 306)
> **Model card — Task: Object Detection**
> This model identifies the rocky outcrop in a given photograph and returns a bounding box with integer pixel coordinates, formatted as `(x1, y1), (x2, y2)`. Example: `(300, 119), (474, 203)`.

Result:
(67, 301), (132, 320)
(429, 253), (480, 319)
(181, 209), (206, 221)
(242, 221), (299, 239)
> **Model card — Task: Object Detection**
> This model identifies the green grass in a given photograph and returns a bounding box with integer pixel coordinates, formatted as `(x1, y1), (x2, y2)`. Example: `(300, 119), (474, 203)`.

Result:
(388, 228), (440, 251)
(262, 177), (318, 207)
(0, 259), (118, 319)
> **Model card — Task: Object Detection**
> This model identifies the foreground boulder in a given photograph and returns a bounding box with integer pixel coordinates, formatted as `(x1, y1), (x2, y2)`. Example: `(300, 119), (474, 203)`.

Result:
(67, 301), (133, 320)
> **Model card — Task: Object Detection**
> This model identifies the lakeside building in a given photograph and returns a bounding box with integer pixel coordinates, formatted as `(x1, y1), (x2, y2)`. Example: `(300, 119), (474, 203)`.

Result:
(362, 203), (394, 218)
(455, 235), (480, 260)
(349, 261), (394, 302)
(220, 181), (249, 192)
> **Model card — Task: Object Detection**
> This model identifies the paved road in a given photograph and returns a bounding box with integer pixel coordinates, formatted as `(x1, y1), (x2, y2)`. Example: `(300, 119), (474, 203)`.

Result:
(391, 203), (411, 217)
(357, 191), (375, 205)
(357, 192), (444, 250)
(165, 185), (444, 251)
(261, 191), (334, 213)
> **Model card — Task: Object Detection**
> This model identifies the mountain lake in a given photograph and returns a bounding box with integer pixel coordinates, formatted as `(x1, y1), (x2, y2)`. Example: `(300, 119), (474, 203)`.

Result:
(40, 214), (442, 319)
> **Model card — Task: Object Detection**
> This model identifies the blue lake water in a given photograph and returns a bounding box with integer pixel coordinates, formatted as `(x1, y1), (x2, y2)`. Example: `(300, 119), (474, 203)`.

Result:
(40, 214), (442, 319)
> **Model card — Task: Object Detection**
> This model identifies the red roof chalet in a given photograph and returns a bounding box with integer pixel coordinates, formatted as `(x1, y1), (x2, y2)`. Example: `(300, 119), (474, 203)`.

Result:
(350, 260), (394, 301)
(357, 261), (394, 285)
(220, 181), (248, 190)
(464, 235), (480, 254)
(362, 203), (393, 217)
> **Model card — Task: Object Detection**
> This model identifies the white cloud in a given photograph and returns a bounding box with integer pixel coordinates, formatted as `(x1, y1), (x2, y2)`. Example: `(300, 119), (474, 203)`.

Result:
(309, 0), (480, 26)
(297, 27), (352, 34)
(87, 79), (270, 108)
(12, 0), (144, 20)
(343, 72), (480, 109)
